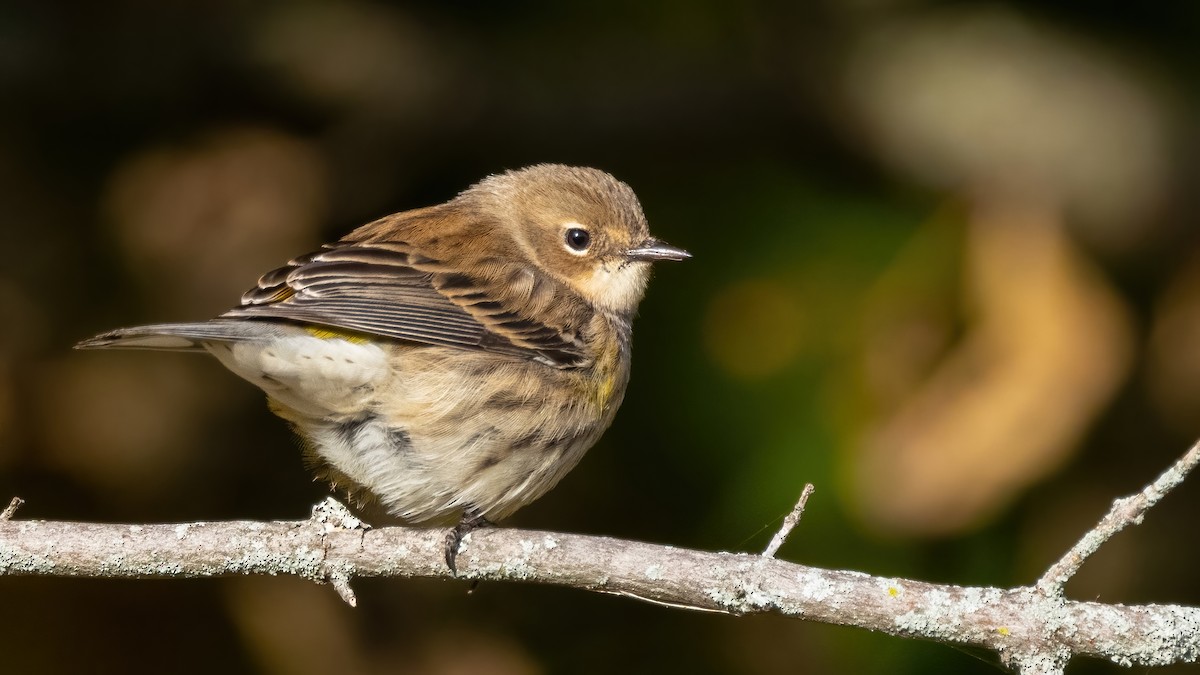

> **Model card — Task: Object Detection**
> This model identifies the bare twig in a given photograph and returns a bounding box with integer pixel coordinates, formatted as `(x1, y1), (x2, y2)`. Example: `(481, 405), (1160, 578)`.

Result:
(1037, 438), (1200, 595)
(763, 483), (815, 558)
(328, 572), (357, 607)
(2, 502), (1199, 671)
(0, 497), (22, 521)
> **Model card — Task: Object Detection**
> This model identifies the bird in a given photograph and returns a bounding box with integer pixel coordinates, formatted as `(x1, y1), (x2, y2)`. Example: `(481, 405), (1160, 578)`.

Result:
(76, 163), (690, 571)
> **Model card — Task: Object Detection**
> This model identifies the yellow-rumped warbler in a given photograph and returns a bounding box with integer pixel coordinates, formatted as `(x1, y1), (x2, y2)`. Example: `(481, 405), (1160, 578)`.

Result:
(77, 164), (689, 569)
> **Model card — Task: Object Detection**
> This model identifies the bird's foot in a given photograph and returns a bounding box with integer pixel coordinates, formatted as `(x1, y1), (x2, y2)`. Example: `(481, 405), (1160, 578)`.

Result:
(445, 508), (492, 574)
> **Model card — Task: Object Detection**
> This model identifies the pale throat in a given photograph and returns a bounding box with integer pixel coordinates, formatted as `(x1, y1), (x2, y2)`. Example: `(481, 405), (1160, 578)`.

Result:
(575, 260), (650, 315)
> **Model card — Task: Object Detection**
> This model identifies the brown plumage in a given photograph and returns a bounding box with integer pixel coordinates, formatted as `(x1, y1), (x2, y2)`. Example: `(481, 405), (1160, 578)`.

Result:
(76, 164), (689, 570)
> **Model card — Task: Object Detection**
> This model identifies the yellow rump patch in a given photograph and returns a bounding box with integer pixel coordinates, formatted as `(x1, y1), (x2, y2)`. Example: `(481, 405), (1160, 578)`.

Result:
(304, 326), (372, 344)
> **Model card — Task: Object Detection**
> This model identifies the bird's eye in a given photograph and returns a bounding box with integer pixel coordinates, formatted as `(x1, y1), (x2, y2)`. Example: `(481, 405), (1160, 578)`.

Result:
(565, 227), (591, 252)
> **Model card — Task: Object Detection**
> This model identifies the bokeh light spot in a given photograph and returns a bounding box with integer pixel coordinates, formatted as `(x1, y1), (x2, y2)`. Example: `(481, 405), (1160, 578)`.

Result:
(703, 279), (805, 381)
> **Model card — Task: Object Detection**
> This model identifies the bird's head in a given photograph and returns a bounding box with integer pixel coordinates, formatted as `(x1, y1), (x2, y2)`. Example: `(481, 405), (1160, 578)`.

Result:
(470, 164), (690, 316)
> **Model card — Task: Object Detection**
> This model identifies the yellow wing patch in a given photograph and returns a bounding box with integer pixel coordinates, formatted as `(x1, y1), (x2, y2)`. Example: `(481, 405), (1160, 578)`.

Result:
(266, 287), (295, 303)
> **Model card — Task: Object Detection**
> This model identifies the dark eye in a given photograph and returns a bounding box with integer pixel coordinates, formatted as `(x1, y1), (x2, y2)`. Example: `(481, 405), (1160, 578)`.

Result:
(565, 227), (591, 252)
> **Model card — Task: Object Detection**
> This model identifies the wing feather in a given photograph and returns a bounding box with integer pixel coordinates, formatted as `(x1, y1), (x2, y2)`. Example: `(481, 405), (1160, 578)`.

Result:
(224, 242), (589, 367)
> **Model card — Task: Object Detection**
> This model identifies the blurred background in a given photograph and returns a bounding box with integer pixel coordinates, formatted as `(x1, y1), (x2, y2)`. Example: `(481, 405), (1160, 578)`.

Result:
(3, 1), (1200, 673)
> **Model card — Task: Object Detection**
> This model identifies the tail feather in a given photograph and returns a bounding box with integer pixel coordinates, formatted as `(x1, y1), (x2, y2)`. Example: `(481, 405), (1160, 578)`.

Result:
(75, 320), (282, 351)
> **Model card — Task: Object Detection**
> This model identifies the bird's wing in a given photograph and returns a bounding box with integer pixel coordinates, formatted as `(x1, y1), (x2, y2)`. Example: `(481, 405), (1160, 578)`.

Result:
(222, 242), (590, 368)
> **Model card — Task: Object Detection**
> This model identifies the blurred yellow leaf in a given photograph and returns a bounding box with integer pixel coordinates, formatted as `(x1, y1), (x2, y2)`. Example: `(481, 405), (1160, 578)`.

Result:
(851, 201), (1133, 535)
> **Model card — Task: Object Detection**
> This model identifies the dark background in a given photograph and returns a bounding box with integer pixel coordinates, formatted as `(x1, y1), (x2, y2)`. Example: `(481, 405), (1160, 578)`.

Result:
(3, 1), (1200, 673)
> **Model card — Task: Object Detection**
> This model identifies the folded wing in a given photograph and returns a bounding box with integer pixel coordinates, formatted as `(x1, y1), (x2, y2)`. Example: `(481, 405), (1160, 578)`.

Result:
(224, 242), (590, 368)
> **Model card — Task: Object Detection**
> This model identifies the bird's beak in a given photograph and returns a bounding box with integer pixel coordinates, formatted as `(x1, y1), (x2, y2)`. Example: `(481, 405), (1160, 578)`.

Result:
(625, 237), (691, 262)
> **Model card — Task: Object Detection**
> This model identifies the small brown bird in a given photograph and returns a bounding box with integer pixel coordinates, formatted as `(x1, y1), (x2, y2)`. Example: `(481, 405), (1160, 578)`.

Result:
(77, 164), (689, 570)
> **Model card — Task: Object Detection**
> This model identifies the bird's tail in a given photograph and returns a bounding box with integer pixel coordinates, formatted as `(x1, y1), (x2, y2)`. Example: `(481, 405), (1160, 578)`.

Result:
(75, 320), (281, 351)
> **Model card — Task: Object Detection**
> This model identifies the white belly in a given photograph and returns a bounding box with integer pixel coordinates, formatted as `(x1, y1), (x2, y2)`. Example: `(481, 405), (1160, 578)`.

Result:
(205, 334), (391, 418)
(206, 335), (605, 523)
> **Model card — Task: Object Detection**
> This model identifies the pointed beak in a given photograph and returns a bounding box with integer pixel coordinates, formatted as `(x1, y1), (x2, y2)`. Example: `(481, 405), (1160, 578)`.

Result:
(625, 237), (692, 262)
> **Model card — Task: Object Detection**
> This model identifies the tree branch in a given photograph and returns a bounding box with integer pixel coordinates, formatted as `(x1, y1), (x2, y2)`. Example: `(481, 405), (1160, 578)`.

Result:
(1037, 437), (1200, 595)
(7, 440), (1200, 673)
(2, 493), (1198, 673)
